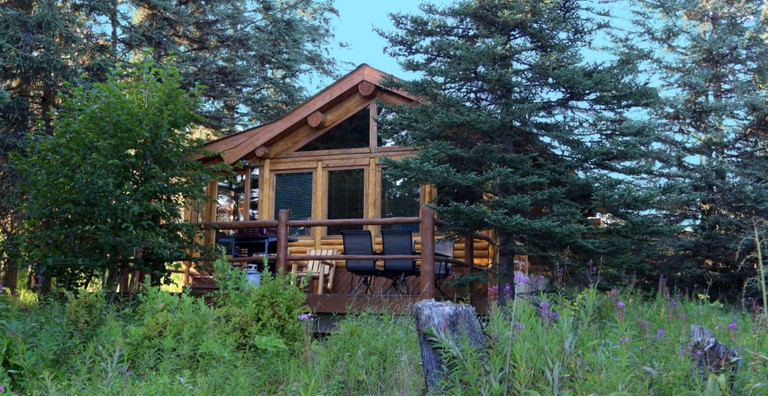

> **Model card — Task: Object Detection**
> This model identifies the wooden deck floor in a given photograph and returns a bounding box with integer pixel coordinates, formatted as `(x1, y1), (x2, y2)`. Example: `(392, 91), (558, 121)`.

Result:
(189, 266), (491, 315)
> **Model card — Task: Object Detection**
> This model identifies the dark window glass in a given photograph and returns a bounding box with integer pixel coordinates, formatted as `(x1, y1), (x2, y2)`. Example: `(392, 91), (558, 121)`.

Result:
(297, 106), (370, 151)
(381, 173), (420, 232)
(274, 172), (313, 236)
(327, 169), (365, 235)
(249, 168), (259, 220)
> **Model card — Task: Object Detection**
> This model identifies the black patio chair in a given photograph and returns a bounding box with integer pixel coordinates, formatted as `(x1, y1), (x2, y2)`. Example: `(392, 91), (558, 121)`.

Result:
(434, 238), (454, 297)
(341, 230), (380, 294)
(381, 229), (419, 294)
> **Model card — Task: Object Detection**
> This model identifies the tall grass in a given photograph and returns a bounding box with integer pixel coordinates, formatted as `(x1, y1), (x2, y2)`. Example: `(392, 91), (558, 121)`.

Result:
(1, 279), (766, 395)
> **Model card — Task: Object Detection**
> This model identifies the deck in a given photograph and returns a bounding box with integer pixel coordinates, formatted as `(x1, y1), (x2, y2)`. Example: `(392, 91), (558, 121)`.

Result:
(187, 207), (495, 314)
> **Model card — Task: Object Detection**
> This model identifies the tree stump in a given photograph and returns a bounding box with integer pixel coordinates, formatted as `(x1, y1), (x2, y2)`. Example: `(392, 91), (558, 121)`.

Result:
(687, 325), (741, 389)
(413, 299), (486, 394)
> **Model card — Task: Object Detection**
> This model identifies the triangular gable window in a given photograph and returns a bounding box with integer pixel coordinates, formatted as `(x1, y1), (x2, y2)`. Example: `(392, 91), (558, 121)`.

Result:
(297, 105), (370, 151)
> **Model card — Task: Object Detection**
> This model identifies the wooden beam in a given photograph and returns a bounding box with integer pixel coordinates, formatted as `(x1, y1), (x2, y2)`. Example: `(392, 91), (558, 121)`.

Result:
(419, 206), (436, 300)
(358, 80), (377, 98)
(272, 94), (371, 157)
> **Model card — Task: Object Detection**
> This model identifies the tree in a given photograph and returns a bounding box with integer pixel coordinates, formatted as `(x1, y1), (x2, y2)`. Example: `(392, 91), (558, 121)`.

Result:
(378, 0), (662, 302)
(17, 60), (215, 293)
(627, 0), (768, 298)
(125, 0), (340, 131)
(0, 0), (339, 291)
(0, 0), (90, 290)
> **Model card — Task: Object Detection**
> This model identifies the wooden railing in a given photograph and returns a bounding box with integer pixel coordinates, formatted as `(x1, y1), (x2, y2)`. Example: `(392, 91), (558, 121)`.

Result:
(198, 206), (476, 300)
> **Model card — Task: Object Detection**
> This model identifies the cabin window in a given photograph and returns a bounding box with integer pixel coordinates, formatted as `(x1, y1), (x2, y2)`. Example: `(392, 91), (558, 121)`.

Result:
(274, 172), (313, 236)
(326, 168), (365, 235)
(297, 106), (371, 151)
(249, 168), (259, 220)
(381, 173), (420, 232)
(217, 173), (247, 223)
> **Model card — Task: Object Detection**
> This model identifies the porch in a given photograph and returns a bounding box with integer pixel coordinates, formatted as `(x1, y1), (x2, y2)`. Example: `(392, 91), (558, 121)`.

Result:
(186, 207), (496, 314)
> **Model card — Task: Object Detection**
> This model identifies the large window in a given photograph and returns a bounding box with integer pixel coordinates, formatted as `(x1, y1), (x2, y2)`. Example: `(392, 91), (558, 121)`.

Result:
(381, 173), (420, 232)
(217, 173), (246, 223)
(327, 169), (365, 235)
(274, 172), (313, 236)
(248, 168), (259, 220)
(297, 106), (371, 151)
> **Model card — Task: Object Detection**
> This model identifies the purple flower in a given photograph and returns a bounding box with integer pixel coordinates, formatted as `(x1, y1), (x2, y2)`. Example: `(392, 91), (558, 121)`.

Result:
(610, 288), (618, 296)
(617, 301), (625, 309)
(298, 313), (313, 321)
(0, 385), (5, 392)
(490, 332), (499, 341)
(637, 320), (650, 328)
(514, 274), (530, 284)
(679, 313), (688, 321)
(503, 283), (513, 294)
(540, 301), (550, 310)
(513, 322), (525, 330)
(656, 328), (666, 339)
(728, 322), (737, 331)
(619, 337), (629, 345)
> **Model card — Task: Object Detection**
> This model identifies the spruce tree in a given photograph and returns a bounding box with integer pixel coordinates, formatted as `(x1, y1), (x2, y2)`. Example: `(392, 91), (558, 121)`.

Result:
(378, 0), (662, 302)
(628, 0), (768, 298)
(126, 0), (340, 131)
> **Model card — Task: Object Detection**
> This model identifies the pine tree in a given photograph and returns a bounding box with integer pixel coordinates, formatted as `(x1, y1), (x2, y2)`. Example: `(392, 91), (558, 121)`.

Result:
(126, 0), (340, 132)
(378, 0), (662, 302)
(627, 0), (768, 297)
(0, 0), (87, 290)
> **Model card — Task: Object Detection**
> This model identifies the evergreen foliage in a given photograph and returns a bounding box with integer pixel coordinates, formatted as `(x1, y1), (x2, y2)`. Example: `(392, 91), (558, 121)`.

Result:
(626, 0), (768, 297)
(0, 0), (339, 291)
(378, 0), (664, 299)
(16, 60), (214, 292)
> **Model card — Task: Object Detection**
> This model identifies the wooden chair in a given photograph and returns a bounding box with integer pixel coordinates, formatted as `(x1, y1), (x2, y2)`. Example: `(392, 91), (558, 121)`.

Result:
(291, 249), (337, 294)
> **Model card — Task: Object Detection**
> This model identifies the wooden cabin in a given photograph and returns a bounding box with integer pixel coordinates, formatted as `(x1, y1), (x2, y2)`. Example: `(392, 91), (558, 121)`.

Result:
(187, 64), (508, 312)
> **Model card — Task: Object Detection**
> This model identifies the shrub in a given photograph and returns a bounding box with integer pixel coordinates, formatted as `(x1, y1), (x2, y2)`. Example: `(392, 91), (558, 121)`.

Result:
(212, 257), (308, 351)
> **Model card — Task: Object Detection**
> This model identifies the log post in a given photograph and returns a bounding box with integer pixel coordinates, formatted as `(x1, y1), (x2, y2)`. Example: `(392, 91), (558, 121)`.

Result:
(276, 209), (290, 273)
(687, 324), (741, 390)
(420, 206), (435, 299)
(413, 299), (486, 394)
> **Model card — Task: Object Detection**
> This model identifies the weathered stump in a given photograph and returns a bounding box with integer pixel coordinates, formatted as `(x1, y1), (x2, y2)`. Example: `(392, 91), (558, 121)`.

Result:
(687, 325), (741, 389)
(413, 299), (486, 394)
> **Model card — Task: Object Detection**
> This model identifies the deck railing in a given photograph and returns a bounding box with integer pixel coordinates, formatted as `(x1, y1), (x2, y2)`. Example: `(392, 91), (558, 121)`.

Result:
(197, 206), (476, 300)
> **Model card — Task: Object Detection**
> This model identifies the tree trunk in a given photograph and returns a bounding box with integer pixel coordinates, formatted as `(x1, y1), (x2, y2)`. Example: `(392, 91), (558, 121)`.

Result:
(497, 231), (516, 308)
(687, 324), (741, 390)
(413, 299), (486, 394)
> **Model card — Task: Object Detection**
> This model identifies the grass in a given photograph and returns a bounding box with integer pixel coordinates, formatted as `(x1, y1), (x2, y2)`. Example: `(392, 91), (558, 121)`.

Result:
(1, 279), (766, 395)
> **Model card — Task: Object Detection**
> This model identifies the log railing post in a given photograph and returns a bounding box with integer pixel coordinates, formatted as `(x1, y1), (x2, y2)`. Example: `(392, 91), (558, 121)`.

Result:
(420, 206), (435, 299)
(276, 209), (290, 273)
(465, 235), (474, 269)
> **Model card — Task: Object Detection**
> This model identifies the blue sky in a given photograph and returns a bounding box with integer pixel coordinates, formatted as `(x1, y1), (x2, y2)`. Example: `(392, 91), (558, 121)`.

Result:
(318, 0), (451, 88)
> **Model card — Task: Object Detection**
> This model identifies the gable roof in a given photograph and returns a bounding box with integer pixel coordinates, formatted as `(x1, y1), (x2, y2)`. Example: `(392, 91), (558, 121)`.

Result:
(201, 64), (417, 165)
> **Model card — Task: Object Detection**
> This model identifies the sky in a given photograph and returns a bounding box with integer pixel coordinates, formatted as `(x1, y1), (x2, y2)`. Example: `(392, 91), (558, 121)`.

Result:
(314, 0), (451, 89)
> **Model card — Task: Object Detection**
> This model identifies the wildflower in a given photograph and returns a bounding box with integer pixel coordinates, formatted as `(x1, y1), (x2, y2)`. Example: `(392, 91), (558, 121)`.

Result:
(0, 385), (4, 392)
(513, 322), (525, 330)
(538, 301), (558, 323)
(656, 328), (666, 339)
(616, 300), (626, 322)
(728, 322), (737, 331)
(298, 313), (313, 321)
(610, 288), (618, 297)
(637, 320), (650, 328)
(514, 273), (530, 284)
(619, 337), (629, 345)
(679, 313), (687, 321)
(490, 332), (499, 341)
(503, 283), (513, 294)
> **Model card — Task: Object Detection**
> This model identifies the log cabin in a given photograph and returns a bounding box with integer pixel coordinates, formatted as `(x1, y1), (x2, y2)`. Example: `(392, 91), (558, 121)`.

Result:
(186, 64), (526, 313)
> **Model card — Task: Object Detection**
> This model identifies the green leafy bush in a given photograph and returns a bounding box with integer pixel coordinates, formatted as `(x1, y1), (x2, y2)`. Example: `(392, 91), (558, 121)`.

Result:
(212, 257), (308, 351)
